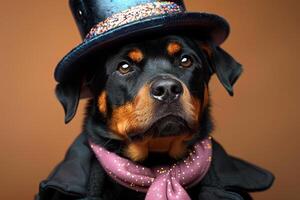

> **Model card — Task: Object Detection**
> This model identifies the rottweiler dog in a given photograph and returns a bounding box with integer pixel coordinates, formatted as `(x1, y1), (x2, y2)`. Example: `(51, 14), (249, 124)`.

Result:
(55, 35), (242, 199)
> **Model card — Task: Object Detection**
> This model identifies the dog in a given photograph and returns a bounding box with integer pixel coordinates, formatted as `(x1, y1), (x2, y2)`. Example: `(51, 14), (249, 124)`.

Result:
(36, 1), (274, 199)
(53, 35), (245, 200)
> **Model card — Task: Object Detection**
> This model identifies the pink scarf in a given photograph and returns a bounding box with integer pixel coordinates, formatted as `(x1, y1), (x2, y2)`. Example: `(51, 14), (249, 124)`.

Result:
(89, 137), (212, 200)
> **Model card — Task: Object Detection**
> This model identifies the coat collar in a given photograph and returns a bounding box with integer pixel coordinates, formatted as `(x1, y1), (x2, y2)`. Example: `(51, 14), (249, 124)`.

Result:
(37, 132), (274, 199)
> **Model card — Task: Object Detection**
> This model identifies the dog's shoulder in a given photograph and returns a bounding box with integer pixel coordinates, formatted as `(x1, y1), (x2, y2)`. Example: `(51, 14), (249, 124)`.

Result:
(188, 139), (274, 199)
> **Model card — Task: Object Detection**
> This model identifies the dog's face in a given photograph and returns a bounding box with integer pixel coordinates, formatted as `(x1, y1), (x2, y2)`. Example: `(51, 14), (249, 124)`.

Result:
(56, 35), (242, 162)
(97, 36), (210, 160)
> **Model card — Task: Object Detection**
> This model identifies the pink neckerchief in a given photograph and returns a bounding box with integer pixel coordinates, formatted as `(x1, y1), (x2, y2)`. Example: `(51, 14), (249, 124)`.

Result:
(89, 137), (212, 200)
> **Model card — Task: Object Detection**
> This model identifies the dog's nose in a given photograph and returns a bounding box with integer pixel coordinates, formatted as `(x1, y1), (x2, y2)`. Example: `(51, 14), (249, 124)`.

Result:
(150, 77), (183, 103)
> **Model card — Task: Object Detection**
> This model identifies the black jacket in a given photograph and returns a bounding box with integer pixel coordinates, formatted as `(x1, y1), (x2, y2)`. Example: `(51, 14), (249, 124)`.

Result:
(35, 133), (274, 200)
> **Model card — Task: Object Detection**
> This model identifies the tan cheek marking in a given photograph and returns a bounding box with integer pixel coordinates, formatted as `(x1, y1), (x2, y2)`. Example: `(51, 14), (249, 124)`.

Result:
(180, 84), (199, 123)
(125, 139), (150, 162)
(128, 48), (144, 63)
(180, 83), (209, 125)
(98, 91), (107, 116)
(190, 96), (202, 122)
(108, 103), (133, 138)
(167, 42), (182, 56)
(108, 85), (154, 138)
(168, 134), (192, 159)
(191, 85), (209, 122)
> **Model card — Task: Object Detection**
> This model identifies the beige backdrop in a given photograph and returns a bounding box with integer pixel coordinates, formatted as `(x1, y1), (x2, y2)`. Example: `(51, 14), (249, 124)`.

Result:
(0, 0), (299, 199)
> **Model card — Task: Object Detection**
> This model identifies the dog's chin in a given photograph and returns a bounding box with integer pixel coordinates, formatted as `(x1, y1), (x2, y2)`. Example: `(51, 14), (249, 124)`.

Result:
(146, 115), (191, 137)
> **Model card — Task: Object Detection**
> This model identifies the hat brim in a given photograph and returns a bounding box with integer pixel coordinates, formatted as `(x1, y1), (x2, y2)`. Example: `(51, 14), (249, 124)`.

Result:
(55, 12), (229, 82)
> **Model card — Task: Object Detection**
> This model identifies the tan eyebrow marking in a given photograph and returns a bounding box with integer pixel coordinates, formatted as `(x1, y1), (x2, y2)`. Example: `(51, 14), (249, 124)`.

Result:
(128, 48), (144, 63)
(167, 41), (182, 56)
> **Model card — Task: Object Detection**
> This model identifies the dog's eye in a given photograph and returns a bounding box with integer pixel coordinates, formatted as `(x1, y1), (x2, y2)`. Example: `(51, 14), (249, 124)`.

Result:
(180, 55), (193, 68)
(117, 62), (132, 74)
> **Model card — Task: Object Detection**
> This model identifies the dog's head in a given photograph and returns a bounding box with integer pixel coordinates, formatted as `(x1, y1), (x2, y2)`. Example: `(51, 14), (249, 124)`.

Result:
(56, 35), (242, 161)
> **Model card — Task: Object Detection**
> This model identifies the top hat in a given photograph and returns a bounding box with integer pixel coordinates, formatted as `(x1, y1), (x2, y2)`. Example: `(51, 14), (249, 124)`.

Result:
(54, 0), (230, 83)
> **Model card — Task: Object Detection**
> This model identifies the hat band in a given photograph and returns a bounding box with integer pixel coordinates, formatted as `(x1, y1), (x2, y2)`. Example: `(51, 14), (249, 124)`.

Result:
(85, 1), (183, 41)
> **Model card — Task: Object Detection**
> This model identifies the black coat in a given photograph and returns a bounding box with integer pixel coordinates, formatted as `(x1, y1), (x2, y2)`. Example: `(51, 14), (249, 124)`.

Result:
(35, 133), (274, 200)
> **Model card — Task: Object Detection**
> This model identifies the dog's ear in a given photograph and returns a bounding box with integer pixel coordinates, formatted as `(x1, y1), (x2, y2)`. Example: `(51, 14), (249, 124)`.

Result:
(199, 42), (243, 96)
(55, 81), (81, 124)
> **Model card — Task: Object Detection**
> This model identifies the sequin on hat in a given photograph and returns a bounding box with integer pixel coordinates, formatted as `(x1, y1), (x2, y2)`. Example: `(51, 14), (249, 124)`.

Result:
(85, 2), (183, 41)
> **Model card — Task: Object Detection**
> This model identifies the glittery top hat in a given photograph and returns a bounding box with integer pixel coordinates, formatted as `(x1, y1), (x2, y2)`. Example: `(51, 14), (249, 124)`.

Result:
(55, 0), (230, 83)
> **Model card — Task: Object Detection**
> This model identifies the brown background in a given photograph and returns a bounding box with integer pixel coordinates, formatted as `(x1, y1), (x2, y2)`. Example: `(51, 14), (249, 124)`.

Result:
(0, 0), (299, 199)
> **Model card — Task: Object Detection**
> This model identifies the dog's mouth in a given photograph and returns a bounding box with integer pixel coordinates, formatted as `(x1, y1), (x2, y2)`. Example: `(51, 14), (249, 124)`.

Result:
(128, 114), (193, 141)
